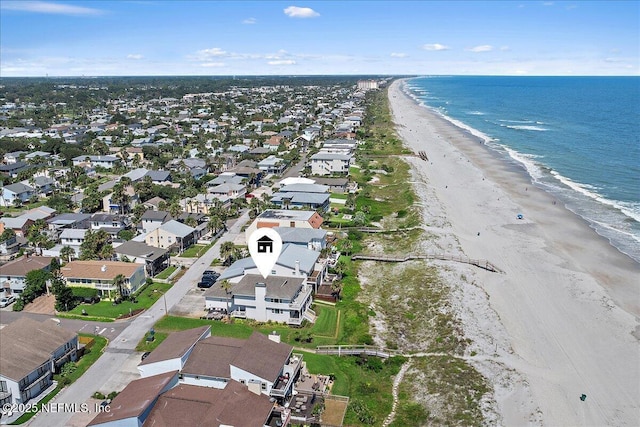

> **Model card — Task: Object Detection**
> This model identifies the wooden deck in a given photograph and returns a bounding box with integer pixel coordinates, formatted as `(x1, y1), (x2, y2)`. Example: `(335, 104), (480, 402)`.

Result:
(351, 253), (504, 273)
(315, 345), (402, 359)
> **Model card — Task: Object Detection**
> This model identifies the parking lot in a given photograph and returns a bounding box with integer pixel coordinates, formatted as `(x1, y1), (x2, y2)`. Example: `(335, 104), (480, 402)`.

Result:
(169, 266), (224, 318)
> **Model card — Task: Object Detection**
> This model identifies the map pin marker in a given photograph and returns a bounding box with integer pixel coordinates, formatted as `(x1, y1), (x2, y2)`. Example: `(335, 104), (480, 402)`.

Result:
(248, 228), (283, 279)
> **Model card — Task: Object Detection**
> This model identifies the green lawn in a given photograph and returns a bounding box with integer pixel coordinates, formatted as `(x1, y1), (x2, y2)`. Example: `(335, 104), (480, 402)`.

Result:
(311, 304), (340, 338)
(181, 243), (213, 258)
(154, 265), (177, 280)
(330, 193), (348, 200)
(66, 282), (172, 320)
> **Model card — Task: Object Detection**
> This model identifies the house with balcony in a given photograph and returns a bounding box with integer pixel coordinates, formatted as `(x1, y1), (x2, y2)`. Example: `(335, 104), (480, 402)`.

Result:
(207, 182), (246, 200)
(1, 183), (34, 207)
(309, 152), (352, 176)
(60, 260), (146, 299)
(137, 325), (302, 405)
(257, 155), (286, 174)
(218, 243), (328, 293)
(0, 318), (78, 408)
(0, 256), (54, 295)
(114, 240), (170, 277)
(270, 191), (330, 212)
(204, 274), (314, 325)
(139, 210), (171, 234)
(144, 220), (196, 254)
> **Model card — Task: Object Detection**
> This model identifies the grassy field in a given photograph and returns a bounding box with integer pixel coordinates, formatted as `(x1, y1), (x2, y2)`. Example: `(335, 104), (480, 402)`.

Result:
(66, 282), (172, 320)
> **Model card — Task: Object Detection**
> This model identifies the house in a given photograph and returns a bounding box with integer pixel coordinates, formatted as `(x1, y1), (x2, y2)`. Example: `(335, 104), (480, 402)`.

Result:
(20, 206), (56, 222)
(312, 177), (349, 193)
(0, 318), (78, 407)
(140, 210), (171, 234)
(138, 326), (211, 378)
(72, 155), (118, 169)
(146, 170), (172, 183)
(205, 274), (314, 325)
(219, 243), (327, 292)
(257, 155), (286, 174)
(87, 371), (180, 427)
(0, 216), (34, 238)
(0, 231), (20, 261)
(60, 260), (146, 298)
(3, 151), (26, 164)
(273, 227), (327, 252)
(46, 213), (92, 232)
(245, 209), (324, 242)
(59, 228), (87, 254)
(0, 161), (30, 178)
(310, 152), (352, 176)
(102, 185), (139, 215)
(144, 220), (196, 254)
(0, 256), (54, 295)
(137, 325), (301, 407)
(114, 241), (170, 277)
(90, 213), (130, 237)
(207, 172), (245, 186)
(88, 372), (275, 427)
(1, 183), (35, 207)
(279, 183), (330, 194)
(207, 183), (246, 199)
(23, 176), (56, 196)
(142, 196), (166, 211)
(271, 191), (330, 212)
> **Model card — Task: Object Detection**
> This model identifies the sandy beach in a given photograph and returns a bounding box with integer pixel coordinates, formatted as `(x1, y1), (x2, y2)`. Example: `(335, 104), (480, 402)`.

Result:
(387, 80), (640, 426)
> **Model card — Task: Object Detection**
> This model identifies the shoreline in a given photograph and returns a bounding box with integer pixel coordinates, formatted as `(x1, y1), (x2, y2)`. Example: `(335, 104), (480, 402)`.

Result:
(387, 79), (640, 425)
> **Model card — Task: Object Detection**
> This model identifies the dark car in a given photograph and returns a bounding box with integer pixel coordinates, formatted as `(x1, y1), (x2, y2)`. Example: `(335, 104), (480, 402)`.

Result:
(141, 352), (151, 361)
(197, 281), (214, 289)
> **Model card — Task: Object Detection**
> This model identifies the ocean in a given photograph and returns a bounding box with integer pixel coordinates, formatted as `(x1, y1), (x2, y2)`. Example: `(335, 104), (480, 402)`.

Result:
(403, 76), (640, 263)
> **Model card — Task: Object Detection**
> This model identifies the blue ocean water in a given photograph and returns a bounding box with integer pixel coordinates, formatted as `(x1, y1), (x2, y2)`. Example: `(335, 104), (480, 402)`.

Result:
(404, 76), (640, 263)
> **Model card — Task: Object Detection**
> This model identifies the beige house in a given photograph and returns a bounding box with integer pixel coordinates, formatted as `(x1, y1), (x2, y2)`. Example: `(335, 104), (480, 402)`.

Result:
(60, 260), (146, 298)
(144, 220), (196, 254)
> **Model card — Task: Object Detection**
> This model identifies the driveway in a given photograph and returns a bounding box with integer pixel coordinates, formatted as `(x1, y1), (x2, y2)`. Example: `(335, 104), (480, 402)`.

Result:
(27, 211), (251, 427)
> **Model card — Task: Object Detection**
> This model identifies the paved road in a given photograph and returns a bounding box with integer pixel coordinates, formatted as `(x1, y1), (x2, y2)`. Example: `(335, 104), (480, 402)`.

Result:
(27, 211), (251, 427)
(282, 153), (308, 179)
(0, 311), (129, 342)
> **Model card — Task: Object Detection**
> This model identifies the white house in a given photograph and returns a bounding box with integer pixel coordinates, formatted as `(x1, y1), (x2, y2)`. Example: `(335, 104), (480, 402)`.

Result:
(72, 155), (119, 169)
(204, 274), (314, 325)
(310, 152), (352, 176)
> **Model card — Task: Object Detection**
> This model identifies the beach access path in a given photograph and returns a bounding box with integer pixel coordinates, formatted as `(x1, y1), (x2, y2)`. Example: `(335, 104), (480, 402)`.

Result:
(388, 80), (640, 426)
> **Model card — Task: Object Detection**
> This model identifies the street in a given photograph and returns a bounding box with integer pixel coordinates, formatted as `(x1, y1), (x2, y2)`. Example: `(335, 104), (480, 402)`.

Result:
(26, 210), (251, 427)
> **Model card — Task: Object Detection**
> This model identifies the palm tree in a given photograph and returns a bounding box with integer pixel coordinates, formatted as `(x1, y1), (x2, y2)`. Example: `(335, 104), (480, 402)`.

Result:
(112, 274), (127, 301)
(219, 241), (236, 266)
(219, 279), (233, 319)
(207, 215), (224, 236)
(60, 246), (75, 263)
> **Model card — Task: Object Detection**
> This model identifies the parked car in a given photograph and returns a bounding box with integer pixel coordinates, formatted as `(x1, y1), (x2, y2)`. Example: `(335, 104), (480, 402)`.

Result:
(197, 281), (214, 289)
(0, 296), (16, 308)
(141, 351), (151, 361)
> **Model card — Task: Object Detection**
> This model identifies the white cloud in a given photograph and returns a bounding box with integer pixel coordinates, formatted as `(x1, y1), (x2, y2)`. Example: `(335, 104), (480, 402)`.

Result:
(390, 52), (408, 58)
(468, 45), (493, 52)
(0, 1), (104, 15)
(243, 17), (257, 24)
(127, 54), (143, 60)
(201, 62), (225, 67)
(423, 43), (450, 51)
(197, 48), (227, 58)
(284, 6), (319, 18)
(268, 60), (296, 65)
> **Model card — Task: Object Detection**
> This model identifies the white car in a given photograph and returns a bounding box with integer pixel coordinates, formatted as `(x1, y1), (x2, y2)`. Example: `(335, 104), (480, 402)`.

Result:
(0, 296), (15, 308)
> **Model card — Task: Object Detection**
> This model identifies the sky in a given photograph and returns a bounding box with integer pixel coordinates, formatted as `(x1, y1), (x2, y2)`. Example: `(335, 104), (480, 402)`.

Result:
(0, 0), (638, 77)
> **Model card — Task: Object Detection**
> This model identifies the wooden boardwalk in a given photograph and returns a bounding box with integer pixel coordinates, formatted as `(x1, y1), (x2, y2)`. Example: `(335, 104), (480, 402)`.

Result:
(315, 345), (402, 359)
(351, 253), (504, 273)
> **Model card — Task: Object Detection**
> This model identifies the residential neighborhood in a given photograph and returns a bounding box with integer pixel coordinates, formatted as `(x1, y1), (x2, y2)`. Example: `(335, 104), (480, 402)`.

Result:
(0, 76), (393, 426)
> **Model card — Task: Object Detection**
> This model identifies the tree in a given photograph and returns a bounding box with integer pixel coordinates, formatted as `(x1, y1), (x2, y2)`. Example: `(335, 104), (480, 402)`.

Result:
(0, 228), (16, 243)
(80, 229), (113, 260)
(20, 269), (52, 305)
(220, 241), (236, 266)
(51, 273), (76, 312)
(112, 274), (127, 300)
(353, 211), (367, 226)
(60, 245), (75, 263)
(340, 239), (353, 256)
(207, 215), (224, 236)
(219, 279), (233, 319)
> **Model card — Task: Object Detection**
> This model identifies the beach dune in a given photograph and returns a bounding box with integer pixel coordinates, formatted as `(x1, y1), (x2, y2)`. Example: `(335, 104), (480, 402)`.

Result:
(388, 80), (640, 426)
